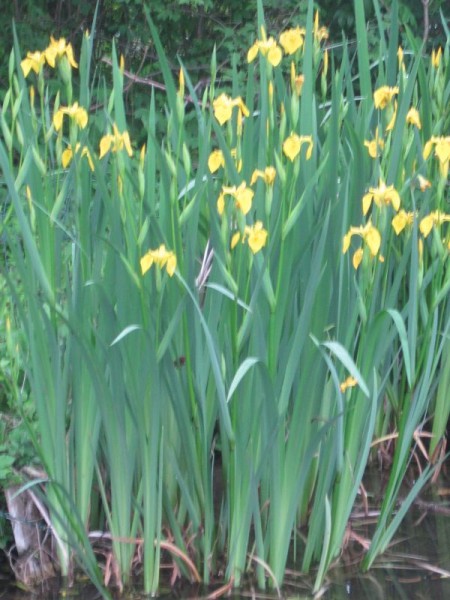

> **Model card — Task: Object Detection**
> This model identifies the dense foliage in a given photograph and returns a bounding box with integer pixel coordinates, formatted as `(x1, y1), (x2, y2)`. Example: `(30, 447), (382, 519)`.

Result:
(0, 0), (449, 597)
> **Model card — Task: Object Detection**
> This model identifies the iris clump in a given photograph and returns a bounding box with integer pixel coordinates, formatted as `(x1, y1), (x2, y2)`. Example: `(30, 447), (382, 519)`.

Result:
(1, 1), (449, 598)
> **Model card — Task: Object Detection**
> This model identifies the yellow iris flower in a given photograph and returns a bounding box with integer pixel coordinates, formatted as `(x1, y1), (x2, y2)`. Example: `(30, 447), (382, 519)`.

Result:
(392, 210), (416, 235)
(99, 124), (133, 158)
(364, 127), (385, 158)
(343, 221), (382, 269)
(362, 179), (401, 216)
(250, 166), (276, 186)
(21, 51), (46, 77)
(231, 221), (268, 254)
(213, 93), (249, 126)
(419, 211), (450, 238)
(340, 376), (358, 393)
(423, 136), (450, 178)
(248, 28), (283, 67)
(373, 86), (399, 110)
(53, 102), (88, 131)
(218, 182), (254, 216)
(406, 107), (421, 129)
(21, 35), (78, 78)
(279, 27), (305, 55)
(282, 133), (313, 162)
(45, 36), (78, 69)
(62, 143), (94, 171)
(140, 244), (177, 277)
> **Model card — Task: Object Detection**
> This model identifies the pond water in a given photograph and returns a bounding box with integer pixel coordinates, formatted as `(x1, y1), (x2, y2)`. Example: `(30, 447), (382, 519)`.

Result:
(2, 474), (450, 599)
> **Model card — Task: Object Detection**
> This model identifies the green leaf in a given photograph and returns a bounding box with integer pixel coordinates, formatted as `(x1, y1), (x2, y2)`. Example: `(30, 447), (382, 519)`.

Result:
(227, 357), (260, 403)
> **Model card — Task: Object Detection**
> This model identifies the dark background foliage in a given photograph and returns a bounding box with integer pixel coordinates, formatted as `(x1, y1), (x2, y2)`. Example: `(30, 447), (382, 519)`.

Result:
(3, 1), (448, 84)
(1, 1), (448, 143)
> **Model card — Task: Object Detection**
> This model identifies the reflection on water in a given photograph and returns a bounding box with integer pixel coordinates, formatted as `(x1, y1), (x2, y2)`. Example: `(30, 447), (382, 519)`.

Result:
(2, 479), (450, 599)
(315, 480), (450, 599)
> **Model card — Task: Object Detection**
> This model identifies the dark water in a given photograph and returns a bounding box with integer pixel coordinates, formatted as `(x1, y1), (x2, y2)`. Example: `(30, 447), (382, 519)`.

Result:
(2, 485), (450, 599)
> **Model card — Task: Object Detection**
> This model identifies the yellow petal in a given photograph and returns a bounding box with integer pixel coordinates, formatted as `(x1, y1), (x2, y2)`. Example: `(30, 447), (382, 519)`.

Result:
(99, 135), (112, 159)
(215, 105), (232, 125)
(247, 43), (259, 63)
(362, 192), (373, 216)
(217, 193), (225, 216)
(352, 248), (364, 269)
(235, 97), (249, 118)
(208, 149), (225, 173)
(386, 187), (401, 212)
(247, 228), (268, 253)
(294, 74), (305, 96)
(139, 144), (146, 168)
(423, 139), (434, 160)
(231, 231), (241, 249)
(178, 67), (185, 97)
(235, 185), (254, 215)
(406, 107), (421, 129)
(166, 253), (177, 277)
(282, 133), (301, 161)
(397, 46), (404, 69)
(432, 47), (442, 68)
(83, 147), (95, 172)
(267, 45), (283, 67)
(45, 47), (57, 68)
(213, 93), (233, 125)
(264, 166), (276, 185)
(279, 28), (304, 55)
(250, 169), (264, 185)
(364, 140), (377, 159)
(61, 147), (73, 168)
(434, 137), (450, 167)
(65, 43), (78, 68)
(122, 130), (133, 156)
(364, 226), (381, 256)
(75, 106), (88, 129)
(392, 211), (407, 235)
(386, 105), (397, 132)
(140, 252), (154, 275)
(53, 110), (64, 132)
(21, 58), (32, 77)
(342, 231), (353, 254)
(419, 214), (435, 237)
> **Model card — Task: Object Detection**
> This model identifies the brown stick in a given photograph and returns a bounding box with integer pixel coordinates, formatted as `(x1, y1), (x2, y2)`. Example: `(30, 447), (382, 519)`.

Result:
(422, 0), (430, 45)
(100, 56), (206, 107)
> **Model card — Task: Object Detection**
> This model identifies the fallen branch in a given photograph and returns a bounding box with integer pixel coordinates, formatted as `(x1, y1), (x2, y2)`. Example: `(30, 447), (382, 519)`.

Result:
(100, 56), (209, 106)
